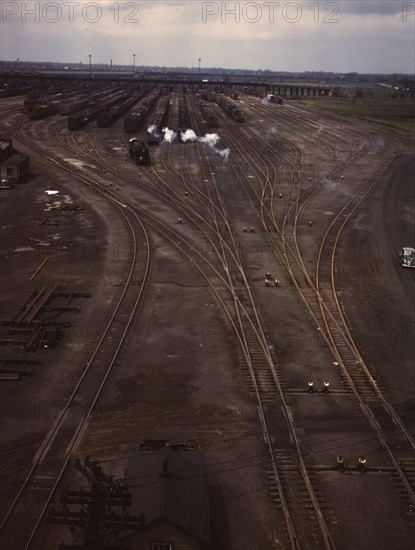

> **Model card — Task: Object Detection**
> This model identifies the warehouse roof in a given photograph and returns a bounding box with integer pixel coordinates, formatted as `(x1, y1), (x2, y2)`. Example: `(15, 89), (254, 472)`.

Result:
(124, 448), (210, 544)
(2, 154), (29, 166)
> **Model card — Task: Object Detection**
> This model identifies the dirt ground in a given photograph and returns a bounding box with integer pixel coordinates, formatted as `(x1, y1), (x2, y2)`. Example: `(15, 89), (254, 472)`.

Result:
(0, 94), (414, 550)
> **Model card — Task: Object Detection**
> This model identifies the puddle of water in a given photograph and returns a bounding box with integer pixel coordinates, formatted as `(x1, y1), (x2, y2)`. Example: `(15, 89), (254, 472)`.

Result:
(14, 247), (35, 252)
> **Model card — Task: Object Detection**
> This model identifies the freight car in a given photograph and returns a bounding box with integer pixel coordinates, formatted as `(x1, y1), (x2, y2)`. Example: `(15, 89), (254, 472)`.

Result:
(199, 101), (218, 128)
(266, 94), (283, 104)
(59, 98), (89, 115)
(226, 91), (239, 100)
(146, 97), (172, 145)
(24, 92), (63, 114)
(67, 91), (127, 130)
(124, 111), (143, 133)
(96, 92), (130, 127)
(96, 91), (145, 128)
(128, 138), (150, 166)
(0, 85), (32, 99)
(200, 91), (216, 102)
(124, 93), (159, 133)
(68, 112), (89, 131)
(28, 101), (59, 119)
(67, 105), (101, 130)
(96, 107), (119, 128)
(216, 95), (245, 122)
(177, 94), (191, 141)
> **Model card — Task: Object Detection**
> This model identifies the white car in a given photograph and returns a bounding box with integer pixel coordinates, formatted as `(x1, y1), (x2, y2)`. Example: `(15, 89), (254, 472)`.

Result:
(399, 247), (415, 268)
(0, 177), (14, 189)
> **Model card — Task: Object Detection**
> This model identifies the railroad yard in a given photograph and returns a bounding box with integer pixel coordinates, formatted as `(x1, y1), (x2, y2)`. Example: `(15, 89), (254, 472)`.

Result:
(0, 81), (414, 550)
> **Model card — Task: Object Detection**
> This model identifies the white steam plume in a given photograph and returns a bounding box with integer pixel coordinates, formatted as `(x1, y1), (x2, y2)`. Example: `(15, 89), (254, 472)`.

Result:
(313, 123), (324, 137)
(181, 130), (230, 162)
(267, 125), (278, 138)
(199, 133), (220, 147)
(162, 127), (177, 143)
(181, 129), (198, 143)
(147, 124), (159, 136)
(147, 124), (161, 143)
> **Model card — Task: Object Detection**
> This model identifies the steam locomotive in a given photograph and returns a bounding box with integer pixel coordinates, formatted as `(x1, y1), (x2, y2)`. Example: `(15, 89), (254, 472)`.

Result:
(128, 138), (150, 166)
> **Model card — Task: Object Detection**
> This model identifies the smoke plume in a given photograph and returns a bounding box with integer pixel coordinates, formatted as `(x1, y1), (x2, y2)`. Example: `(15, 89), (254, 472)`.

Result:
(147, 125), (230, 161)
(181, 130), (230, 161)
(162, 127), (177, 143)
(180, 129), (198, 143)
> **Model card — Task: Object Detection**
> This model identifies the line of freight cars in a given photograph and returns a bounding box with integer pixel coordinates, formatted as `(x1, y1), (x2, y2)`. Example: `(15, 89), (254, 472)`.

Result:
(59, 97), (90, 115)
(96, 92), (145, 127)
(124, 93), (159, 133)
(177, 94), (191, 141)
(223, 90), (239, 100)
(67, 91), (128, 131)
(0, 84), (33, 99)
(95, 91), (129, 127)
(216, 95), (244, 122)
(23, 92), (62, 115)
(146, 97), (172, 145)
(199, 101), (218, 128)
(96, 86), (156, 128)
(28, 100), (61, 119)
(25, 91), (88, 118)
(197, 91), (217, 102)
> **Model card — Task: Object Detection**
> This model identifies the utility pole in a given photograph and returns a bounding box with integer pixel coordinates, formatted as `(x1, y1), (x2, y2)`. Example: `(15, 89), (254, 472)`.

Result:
(89, 54), (92, 77)
(133, 53), (136, 72)
(48, 457), (146, 549)
(198, 58), (201, 76)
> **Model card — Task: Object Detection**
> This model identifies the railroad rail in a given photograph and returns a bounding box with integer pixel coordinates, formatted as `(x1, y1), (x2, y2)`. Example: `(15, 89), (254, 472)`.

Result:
(215, 94), (415, 512)
(3, 92), (413, 548)
(46, 88), (336, 548)
(0, 119), (151, 549)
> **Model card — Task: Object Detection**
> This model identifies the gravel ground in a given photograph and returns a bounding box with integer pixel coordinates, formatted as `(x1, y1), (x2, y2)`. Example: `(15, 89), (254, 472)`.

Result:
(0, 98), (414, 549)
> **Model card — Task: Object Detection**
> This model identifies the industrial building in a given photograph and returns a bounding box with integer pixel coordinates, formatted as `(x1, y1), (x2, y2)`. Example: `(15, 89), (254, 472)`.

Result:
(123, 447), (210, 550)
(0, 153), (30, 183)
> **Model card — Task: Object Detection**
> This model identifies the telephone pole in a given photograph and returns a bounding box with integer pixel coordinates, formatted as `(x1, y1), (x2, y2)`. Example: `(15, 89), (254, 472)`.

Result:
(48, 457), (146, 549)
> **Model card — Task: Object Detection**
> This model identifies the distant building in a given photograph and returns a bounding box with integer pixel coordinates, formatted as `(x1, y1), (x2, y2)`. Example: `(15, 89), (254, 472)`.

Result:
(0, 154), (30, 183)
(121, 447), (210, 550)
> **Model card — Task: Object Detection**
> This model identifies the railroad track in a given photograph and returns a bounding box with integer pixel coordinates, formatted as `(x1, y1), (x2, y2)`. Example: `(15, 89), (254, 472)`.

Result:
(214, 96), (415, 513)
(0, 117), (151, 549)
(54, 90), (337, 548)
(156, 93), (336, 548)
(5, 95), (413, 548)
(54, 91), (415, 541)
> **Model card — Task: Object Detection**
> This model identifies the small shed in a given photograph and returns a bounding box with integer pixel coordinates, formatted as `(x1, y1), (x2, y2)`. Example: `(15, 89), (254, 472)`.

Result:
(0, 154), (30, 182)
(121, 448), (210, 550)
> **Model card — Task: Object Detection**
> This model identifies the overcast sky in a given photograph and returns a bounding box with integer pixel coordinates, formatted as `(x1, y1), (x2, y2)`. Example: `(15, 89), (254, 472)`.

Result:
(0, 1), (414, 73)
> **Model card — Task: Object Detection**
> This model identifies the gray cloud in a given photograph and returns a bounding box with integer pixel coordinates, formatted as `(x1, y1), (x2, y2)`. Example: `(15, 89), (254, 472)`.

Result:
(336, 1), (406, 15)
(0, 1), (414, 73)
